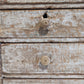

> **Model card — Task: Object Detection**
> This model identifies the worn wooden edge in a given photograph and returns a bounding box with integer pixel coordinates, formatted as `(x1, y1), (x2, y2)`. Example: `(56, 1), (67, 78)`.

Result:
(0, 43), (2, 78)
(0, 38), (84, 43)
(0, 4), (84, 9)
(2, 74), (84, 78)
(1, 0), (84, 4)
(0, 44), (2, 84)
(3, 78), (84, 84)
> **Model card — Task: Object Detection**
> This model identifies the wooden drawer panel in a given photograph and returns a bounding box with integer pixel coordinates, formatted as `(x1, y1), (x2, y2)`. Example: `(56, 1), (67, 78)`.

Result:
(0, 10), (84, 38)
(3, 79), (84, 84)
(2, 0), (84, 3)
(1, 43), (84, 78)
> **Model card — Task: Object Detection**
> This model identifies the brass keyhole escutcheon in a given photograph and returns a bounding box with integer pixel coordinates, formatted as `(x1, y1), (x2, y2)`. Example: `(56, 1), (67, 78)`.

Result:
(41, 56), (50, 66)
(41, 12), (49, 26)
(42, 20), (49, 26)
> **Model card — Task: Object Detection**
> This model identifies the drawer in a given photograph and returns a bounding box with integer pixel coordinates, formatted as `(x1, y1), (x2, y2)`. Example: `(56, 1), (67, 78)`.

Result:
(0, 10), (84, 38)
(3, 79), (84, 84)
(1, 43), (84, 78)
(2, 0), (84, 3)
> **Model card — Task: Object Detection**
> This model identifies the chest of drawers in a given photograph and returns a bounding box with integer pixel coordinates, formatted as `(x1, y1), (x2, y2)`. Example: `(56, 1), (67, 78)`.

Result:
(0, 0), (84, 84)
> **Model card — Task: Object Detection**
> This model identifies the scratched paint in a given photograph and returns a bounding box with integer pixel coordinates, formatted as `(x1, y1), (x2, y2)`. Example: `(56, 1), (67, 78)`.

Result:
(5, 0), (84, 3)
(0, 10), (84, 38)
(1, 43), (84, 75)
(3, 79), (84, 84)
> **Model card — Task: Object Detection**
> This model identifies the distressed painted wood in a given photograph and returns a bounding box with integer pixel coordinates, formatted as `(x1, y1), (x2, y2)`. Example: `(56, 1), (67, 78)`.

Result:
(0, 44), (2, 84)
(0, 44), (1, 78)
(0, 4), (84, 9)
(0, 12), (1, 28)
(0, 38), (84, 43)
(0, 10), (84, 38)
(3, 0), (84, 3)
(3, 74), (84, 78)
(2, 43), (84, 78)
(3, 79), (84, 84)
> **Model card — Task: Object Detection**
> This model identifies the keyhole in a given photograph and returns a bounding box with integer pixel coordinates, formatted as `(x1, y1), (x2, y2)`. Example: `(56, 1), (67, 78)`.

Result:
(43, 13), (48, 18)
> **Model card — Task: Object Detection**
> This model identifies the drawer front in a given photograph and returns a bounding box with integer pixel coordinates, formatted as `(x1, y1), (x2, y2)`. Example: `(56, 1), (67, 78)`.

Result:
(2, 0), (84, 3)
(1, 43), (84, 77)
(0, 10), (84, 38)
(3, 79), (84, 84)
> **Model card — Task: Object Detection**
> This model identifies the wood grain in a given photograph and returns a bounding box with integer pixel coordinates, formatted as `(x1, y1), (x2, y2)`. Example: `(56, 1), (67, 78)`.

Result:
(0, 10), (84, 38)
(3, 79), (84, 84)
(3, 74), (84, 78)
(1, 38), (84, 43)
(1, 43), (84, 78)
(0, 44), (1, 78)
(0, 4), (84, 9)
(0, 44), (2, 84)
(3, 0), (84, 3)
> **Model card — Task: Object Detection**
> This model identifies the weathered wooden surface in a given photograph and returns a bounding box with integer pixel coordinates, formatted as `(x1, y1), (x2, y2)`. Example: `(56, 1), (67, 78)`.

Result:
(2, 0), (84, 3)
(0, 12), (1, 29)
(0, 44), (1, 77)
(3, 74), (84, 78)
(1, 38), (84, 43)
(0, 10), (84, 38)
(0, 44), (2, 84)
(3, 79), (84, 84)
(2, 43), (84, 78)
(0, 4), (84, 9)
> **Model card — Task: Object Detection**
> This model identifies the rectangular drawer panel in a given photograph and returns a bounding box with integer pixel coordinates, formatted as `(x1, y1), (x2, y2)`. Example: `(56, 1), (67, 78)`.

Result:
(3, 79), (84, 84)
(3, 0), (84, 3)
(0, 10), (84, 38)
(1, 43), (84, 77)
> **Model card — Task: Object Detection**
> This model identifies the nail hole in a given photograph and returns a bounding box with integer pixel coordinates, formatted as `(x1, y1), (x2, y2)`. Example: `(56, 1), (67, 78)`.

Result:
(43, 13), (48, 18)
